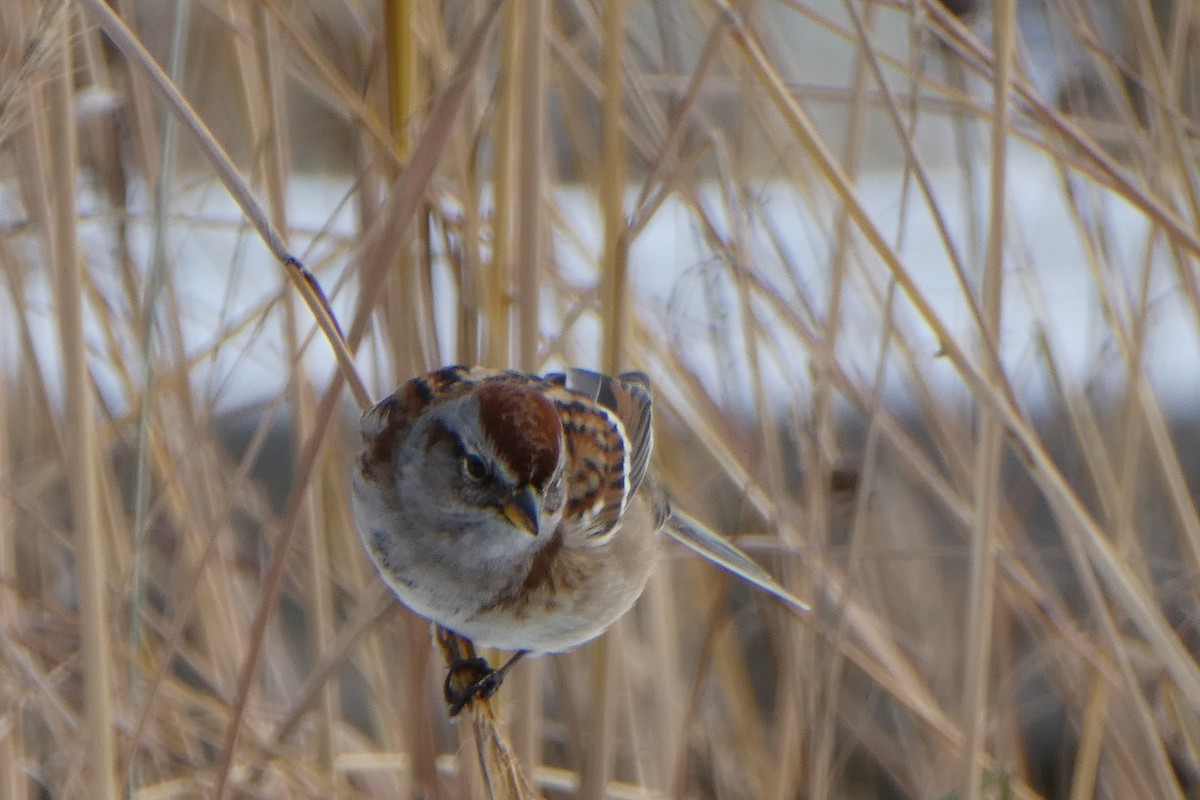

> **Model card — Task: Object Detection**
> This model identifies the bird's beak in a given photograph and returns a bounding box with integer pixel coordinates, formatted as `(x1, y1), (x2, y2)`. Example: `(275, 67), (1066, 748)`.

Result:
(502, 486), (541, 537)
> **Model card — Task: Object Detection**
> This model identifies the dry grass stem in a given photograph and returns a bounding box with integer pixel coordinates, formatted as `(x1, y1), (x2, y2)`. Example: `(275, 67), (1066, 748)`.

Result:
(4, 1), (1200, 797)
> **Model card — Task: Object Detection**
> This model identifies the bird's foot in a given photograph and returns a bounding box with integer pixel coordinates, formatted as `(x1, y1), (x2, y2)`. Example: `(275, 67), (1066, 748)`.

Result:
(442, 652), (527, 717)
(443, 657), (504, 716)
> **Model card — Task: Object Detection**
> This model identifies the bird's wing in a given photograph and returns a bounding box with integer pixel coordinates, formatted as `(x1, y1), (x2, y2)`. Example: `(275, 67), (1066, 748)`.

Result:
(558, 369), (654, 496)
(544, 368), (654, 542)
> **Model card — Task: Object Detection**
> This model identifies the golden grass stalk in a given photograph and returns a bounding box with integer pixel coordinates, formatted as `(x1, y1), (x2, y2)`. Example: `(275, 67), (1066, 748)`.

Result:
(0, 366), (19, 800)
(46, 17), (118, 800)
(485, 3), (522, 369)
(598, 0), (628, 377)
(384, 0), (418, 158)
(959, 0), (1016, 797)
(513, 0), (547, 373)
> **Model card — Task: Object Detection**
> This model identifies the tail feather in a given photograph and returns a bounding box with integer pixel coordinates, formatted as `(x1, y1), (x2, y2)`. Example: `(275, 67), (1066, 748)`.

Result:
(664, 507), (811, 615)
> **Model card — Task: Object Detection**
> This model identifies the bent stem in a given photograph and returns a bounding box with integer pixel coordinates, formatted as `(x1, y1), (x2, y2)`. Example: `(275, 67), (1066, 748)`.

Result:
(436, 627), (543, 799)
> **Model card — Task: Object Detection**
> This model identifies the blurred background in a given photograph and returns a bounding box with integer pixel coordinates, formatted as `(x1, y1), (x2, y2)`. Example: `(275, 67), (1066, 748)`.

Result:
(2, 0), (1200, 798)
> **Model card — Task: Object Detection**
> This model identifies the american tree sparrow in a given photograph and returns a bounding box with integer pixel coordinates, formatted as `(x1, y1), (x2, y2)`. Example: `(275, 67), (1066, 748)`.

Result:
(352, 366), (667, 713)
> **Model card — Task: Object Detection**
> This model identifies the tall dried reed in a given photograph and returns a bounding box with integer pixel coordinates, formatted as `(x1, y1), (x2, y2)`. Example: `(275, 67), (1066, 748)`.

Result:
(2, 1), (1199, 799)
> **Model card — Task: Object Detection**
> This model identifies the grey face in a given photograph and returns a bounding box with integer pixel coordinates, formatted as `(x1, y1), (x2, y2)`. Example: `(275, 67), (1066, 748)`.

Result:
(382, 395), (558, 581)
(412, 396), (527, 528)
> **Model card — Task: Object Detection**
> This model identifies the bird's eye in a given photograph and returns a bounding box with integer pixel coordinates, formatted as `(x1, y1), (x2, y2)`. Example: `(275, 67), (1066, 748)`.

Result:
(462, 453), (488, 481)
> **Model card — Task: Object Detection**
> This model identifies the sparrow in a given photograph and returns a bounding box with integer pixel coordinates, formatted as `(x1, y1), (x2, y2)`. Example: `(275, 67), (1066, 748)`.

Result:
(351, 366), (666, 713)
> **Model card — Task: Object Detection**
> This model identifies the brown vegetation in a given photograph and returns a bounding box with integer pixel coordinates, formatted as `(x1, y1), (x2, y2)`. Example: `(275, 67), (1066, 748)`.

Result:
(2, 1), (1199, 798)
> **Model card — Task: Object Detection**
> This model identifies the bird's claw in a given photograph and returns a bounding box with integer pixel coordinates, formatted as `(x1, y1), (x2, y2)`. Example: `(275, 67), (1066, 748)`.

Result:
(443, 657), (503, 716)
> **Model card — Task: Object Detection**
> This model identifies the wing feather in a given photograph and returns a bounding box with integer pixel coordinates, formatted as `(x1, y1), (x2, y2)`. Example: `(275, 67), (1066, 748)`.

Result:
(560, 368), (653, 496)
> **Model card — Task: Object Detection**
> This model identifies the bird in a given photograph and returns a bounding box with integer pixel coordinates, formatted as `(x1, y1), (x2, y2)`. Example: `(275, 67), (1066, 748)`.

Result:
(351, 365), (666, 714)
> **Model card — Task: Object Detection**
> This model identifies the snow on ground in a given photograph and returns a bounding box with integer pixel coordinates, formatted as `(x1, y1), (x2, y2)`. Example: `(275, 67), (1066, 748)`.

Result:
(4, 140), (1196, 420)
